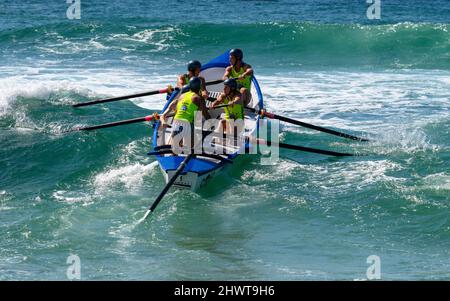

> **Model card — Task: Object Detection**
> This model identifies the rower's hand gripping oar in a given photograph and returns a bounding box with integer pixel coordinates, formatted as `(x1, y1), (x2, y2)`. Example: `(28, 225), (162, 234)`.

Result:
(247, 108), (369, 142)
(141, 153), (195, 221)
(73, 79), (224, 108)
(66, 113), (159, 132)
(208, 103), (232, 109)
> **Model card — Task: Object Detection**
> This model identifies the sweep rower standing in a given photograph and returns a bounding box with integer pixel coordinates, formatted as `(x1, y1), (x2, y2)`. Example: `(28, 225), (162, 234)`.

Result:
(177, 60), (209, 101)
(223, 49), (253, 107)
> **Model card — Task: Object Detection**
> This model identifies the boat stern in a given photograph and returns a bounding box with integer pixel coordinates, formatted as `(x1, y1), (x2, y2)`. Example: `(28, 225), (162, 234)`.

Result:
(157, 155), (225, 191)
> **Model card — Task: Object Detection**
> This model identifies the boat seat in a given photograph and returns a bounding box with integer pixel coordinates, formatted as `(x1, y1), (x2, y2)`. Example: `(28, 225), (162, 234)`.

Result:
(207, 91), (221, 99)
(206, 91), (221, 107)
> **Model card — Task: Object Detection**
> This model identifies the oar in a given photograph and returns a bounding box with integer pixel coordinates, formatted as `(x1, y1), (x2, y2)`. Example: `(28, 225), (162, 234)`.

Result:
(73, 79), (224, 108)
(141, 153), (195, 220)
(67, 114), (158, 132)
(72, 87), (174, 108)
(256, 138), (355, 157)
(246, 107), (369, 142)
(148, 147), (234, 164)
(208, 103), (231, 109)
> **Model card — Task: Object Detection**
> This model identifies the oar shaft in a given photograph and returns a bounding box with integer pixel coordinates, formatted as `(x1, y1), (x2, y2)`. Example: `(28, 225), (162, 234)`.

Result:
(208, 103), (231, 109)
(74, 115), (155, 132)
(278, 142), (353, 156)
(257, 139), (354, 156)
(73, 89), (170, 108)
(73, 79), (224, 108)
(247, 107), (368, 142)
(274, 113), (368, 142)
(143, 153), (194, 219)
(205, 79), (225, 86)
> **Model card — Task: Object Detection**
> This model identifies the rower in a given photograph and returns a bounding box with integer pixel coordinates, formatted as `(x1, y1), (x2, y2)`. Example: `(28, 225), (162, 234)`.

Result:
(160, 77), (210, 152)
(223, 49), (253, 107)
(177, 60), (209, 101)
(210, 78), (244, 147)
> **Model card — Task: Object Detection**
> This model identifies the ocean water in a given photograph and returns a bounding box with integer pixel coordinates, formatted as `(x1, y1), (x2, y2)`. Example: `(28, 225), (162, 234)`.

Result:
(1, 0), (449, 280)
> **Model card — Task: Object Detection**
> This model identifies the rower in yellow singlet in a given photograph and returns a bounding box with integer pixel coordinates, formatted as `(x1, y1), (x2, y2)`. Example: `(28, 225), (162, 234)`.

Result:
(223, 49), (253, 107)
(177, 60), (209, 101)
(211, 78), (244, 139)
(160, 77), (210, 150)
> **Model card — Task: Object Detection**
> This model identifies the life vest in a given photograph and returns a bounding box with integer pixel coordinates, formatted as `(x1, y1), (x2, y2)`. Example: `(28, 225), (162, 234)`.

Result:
(229, 64), (252, 90)
(223, 94), (244, 120)
(174, 91), (199, 123)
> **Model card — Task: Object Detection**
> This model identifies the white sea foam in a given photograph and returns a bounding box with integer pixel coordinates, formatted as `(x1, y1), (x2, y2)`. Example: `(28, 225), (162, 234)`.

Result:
(109, 27), (182, 52)
(369, 125), (440, 154)
(421, 173), (450, 191)
(296, 159), (406, 191)
(283, 195), (308, 207)
(89, 39), (107, 50)
(0, 76), (86, 115)
(52, 190), (93, 205)
(335, 160), (405, 187)
(93, 162), (158, 192)
(34, 35), (110, 55)
(241, 160), (299, 183)
(117, 139), (149, 164)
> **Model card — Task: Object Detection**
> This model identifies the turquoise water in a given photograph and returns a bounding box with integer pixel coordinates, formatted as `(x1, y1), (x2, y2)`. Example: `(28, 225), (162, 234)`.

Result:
(1, 1), (450, 280)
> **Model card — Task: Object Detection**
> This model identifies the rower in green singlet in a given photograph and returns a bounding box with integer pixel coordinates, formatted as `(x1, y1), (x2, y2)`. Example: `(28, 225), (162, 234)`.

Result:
(211, 78), (244, 138)
(161, 77), (210, 150)
(223, 49), (253, 107)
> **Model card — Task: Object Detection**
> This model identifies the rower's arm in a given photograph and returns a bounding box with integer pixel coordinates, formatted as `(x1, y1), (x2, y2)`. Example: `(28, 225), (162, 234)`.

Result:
(200, 76), (208, 100)
(211, 93), (225, 107)
(160, 98), (178, 123)
(229, 94), (243, 106)
(241, 64), (253, 78)
(193, 95), (211, 120)
(177, 74), (186, 88)
(223, 66), (232, 81)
